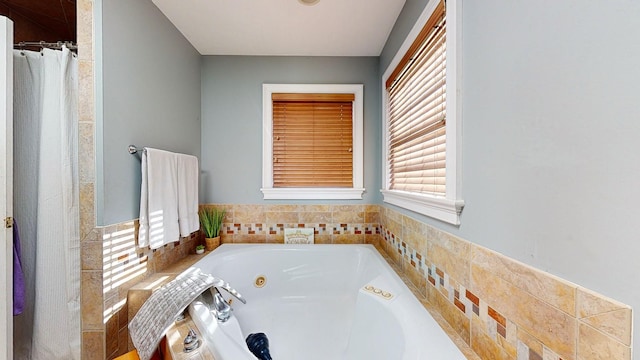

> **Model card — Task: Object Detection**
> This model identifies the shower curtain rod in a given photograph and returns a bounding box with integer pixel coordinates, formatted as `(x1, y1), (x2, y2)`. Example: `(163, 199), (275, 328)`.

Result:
(15, 41), (78, 51)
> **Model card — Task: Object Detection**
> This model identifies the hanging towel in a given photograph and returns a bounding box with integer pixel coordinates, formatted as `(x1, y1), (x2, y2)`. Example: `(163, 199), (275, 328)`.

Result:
(177, 153), (199, 237)
(13, 219), (25, 316)
(138, 148), (180, 249)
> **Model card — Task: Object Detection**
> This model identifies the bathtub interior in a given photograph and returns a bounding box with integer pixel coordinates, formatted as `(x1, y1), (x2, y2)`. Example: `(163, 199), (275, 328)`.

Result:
(188, 244), (466, 360)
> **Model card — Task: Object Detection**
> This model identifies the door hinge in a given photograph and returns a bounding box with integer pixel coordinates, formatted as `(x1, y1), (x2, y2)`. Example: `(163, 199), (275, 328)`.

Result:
(4, 217), (13, 228)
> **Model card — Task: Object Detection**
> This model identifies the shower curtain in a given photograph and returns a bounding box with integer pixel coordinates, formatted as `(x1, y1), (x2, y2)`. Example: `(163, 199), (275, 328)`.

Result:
(12, 47), (80, 359)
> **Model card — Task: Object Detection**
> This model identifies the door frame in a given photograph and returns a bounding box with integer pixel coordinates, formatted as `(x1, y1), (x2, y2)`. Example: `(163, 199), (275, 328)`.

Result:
(0, 15), (13, 360)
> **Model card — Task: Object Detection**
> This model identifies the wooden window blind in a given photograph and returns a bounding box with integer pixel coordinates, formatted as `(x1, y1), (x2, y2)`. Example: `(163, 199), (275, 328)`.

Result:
(272, 93), (354, 188)
(386, 1), (446, 196)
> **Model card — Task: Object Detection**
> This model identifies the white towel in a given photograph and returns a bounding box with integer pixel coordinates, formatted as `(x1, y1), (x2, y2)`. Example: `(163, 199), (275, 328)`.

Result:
(138, 148), (180, 249)
(177, 153), (199, 237)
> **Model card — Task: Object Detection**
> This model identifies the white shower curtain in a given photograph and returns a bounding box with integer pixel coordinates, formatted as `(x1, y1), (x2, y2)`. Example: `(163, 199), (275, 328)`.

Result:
(12, 47), (80, 360)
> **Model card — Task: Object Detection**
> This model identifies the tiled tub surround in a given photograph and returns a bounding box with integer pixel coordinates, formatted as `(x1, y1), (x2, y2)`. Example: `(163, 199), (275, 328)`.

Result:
(81, 220), (201, 360)
(82, 203), (632, 360)
(376, 206), (633, 360)
(81, 204), (381, 359)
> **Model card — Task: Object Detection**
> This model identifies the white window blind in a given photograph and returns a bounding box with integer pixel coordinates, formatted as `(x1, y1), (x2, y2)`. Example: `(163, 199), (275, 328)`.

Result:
(386, 0), (446, 196)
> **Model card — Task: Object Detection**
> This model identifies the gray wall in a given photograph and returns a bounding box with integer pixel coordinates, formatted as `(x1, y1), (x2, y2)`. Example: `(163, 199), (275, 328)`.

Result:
(200, 56), (381, 204)
(381, 0), (640, 353)
(97, 0), (201, 225)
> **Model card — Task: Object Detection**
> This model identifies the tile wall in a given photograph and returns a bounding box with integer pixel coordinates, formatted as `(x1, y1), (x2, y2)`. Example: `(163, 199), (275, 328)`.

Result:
(204, 204), (380, 245)
(82, 221), (200, 359)
(77, 0), (99, 358)
(377, 206), (633, 360)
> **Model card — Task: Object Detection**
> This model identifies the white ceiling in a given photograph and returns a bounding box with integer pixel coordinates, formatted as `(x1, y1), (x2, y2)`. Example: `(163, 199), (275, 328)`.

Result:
(151, 0), (406, 56)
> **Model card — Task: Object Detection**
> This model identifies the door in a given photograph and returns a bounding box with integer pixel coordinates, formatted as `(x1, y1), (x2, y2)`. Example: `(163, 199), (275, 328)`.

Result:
(0, 15), (13, 360)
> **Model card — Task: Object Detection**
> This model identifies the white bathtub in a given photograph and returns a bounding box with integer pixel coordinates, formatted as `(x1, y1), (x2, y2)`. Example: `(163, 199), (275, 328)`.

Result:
(187, 244), (466, 360)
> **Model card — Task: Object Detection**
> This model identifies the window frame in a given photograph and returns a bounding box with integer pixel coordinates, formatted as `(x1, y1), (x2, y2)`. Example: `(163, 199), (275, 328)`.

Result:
(381, 0), (464, 225)
(261, 83), (365, 200)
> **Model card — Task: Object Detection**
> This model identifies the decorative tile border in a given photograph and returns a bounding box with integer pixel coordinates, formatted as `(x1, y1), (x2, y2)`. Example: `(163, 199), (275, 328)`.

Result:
(380, 222), (566, 360)
(223, 222), (377, 237)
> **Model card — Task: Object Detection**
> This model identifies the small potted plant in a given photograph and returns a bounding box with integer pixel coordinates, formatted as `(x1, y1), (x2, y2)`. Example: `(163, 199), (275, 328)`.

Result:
(195, 244), (205, 255)
(199, 207), (226, 251)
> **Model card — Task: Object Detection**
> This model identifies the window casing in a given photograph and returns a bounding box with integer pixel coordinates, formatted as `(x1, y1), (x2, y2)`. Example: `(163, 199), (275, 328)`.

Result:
(381, 0), (464, 224)
(262, 84), (364, 200)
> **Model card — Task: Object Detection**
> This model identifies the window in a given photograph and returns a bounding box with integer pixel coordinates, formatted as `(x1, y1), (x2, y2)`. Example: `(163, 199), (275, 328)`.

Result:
(262, 84), (364, 200)
(381, 0), (464, 224)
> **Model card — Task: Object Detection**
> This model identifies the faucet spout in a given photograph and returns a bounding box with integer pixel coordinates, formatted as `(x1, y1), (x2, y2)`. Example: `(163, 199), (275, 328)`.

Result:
(209, 284), (246, 322)
(212, 288), (232, 322)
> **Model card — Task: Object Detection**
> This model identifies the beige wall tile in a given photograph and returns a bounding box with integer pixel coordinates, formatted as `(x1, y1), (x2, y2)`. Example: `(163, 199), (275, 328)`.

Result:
(82, 331), (105, 360)
(80, 182), (95, 240)
(333, 234), (364, 244)
(299, 211), (331, 223)
(332, 210), (364, 223)
(364, 204), (380, 223)
(266, 234), (284, 243)
(105, 314), (119, 357)
(403, 257), (426, 297)
(77, 0), (93, 61)
(265, 204), (300, 212)
(382, 206), (402, 224)
(472, 245), (576, 316)
(313, 234), (332, 244)
(427, 239), (470, 288)
(81, 240), (103, 270)
(577, 287), (632, 346)
(427, 284), (470, 344)
(330, 204), (364, 212)
(152, 248), (178, 272)
(364, 211), (380, 224)
(364, 204), (379, 212)
(232, 204), (265, 223)
(233, 234), (266, 243)
(117, 300), (129, 330)
(82, 270), (104, 330)
(471, 317), (515, 360)
(384, 218), (403, 239)
(578, 323), (631, 360)
(79, 122), (94, 182)
(268, 211), (299, 224)
(117, 328), (129, 358)
(300, 204), (330, 212)
(402, 226), (427, 261)
(384, 240), (402, 266)
(402, 215), (425, 235)
(471, 265), (577, 360)
(78, 60), (94, 121)
(364, 234), (381, 247)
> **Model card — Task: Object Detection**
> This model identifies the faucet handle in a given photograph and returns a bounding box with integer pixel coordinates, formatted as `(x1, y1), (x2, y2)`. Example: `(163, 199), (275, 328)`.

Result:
(183, 328), (200, 352)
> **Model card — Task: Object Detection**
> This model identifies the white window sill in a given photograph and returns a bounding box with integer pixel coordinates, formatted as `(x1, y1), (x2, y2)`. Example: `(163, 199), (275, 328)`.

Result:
(381, 189), (464, 225)
(261, 188), (365, 200)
